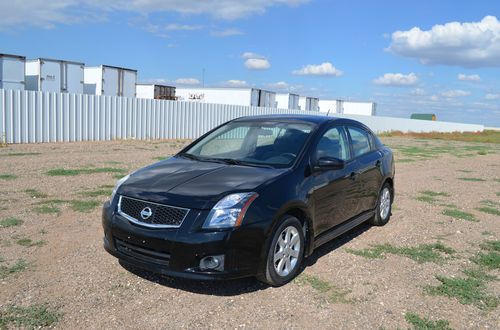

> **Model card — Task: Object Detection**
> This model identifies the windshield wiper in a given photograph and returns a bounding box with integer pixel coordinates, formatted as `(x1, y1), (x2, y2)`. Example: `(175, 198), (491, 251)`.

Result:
(178, 152), (199, 160)
(179, 154), (273, 168)
(179, 153), (233, 165)
(218, 158), (274, 169)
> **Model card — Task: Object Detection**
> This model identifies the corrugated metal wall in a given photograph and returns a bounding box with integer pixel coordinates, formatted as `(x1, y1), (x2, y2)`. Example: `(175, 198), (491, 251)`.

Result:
(0, 89), (484, 144)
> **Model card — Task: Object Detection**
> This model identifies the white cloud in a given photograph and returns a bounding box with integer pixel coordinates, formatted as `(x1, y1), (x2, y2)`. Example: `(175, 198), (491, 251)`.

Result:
(241, 52), (270, 70)
(430, 95), (439, 101)
(388, 16), (500, 67)
(245, 58), (271, 70)
(292, 62), (343, 76)
(222, 80), (248, 87)
(266, 81), (290, 90)
(241, 52), (265, 59)
(373, 73), (418, 86)
(485, 93), (500, 100)
(0, 0), (311, 29)
(440, 89), (471, 98)
(142, 78), (169, 84)
(458, 73), (481, 81)
(174, 78), (201, 85)
(0, 0), (103, 29)
(410, 88), (426, 96)
(210, 28), (243, 37)
(165, 23), (202, 31)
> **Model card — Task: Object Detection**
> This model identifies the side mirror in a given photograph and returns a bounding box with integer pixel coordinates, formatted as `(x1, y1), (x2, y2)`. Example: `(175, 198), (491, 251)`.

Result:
(315, 157), (345, 171)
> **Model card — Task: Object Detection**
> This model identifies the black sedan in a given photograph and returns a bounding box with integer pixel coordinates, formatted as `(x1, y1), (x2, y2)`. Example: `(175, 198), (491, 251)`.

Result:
(102, 115), (395, 286)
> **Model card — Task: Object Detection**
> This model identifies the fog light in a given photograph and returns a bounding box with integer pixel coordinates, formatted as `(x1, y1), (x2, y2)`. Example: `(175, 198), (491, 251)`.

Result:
(200, 255), (224, 271)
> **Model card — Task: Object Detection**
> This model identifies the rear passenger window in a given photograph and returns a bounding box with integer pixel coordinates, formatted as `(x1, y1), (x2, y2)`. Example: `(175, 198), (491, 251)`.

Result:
(347, 127), (371, 157)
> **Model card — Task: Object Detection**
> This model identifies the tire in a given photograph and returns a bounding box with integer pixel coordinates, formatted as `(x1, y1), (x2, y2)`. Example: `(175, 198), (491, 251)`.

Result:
(370, 182), (393, 226)
(257, 216), (305, 286)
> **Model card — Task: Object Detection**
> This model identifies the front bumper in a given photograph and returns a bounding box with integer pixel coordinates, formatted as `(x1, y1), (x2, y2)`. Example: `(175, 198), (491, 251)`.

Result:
(102, 199), (267, 280)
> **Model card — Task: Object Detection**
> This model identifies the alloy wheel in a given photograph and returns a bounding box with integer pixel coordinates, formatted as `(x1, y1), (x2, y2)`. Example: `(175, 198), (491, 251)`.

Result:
(273, 226), (301, 277)
(379, 187), (391, 220)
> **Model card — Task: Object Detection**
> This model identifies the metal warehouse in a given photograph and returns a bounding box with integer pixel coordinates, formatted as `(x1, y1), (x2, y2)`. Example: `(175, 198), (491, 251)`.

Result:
(299, 96), (320, 111)
(136, 84), (176, 100)
(84, 65), (137, 97)
(0, 53), (26, 91)
(319, 99), (376, 116)
(25, 58), (84, 94)
(175, 87), (277, 108)
(275, 93), (300, 109)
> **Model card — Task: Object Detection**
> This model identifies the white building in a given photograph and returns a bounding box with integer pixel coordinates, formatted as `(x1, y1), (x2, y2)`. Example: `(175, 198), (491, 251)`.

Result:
(175, 87), (276, 107)
(299, 96), (320, 111)
(318, 99), (342, 114)
(25, 58), (84, 93)
(275, 93), (300, 109)
(0, 53), (25, 91)
(84, 65), (137, 97)
(319, 99), (376, 116)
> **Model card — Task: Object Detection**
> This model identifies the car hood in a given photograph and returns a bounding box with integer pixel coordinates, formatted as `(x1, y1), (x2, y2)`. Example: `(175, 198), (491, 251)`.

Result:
(118, 156), (287, 209)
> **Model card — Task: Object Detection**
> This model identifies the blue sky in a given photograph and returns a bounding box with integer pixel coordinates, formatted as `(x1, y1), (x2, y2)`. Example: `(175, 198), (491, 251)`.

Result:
(1, 0), (499, 126)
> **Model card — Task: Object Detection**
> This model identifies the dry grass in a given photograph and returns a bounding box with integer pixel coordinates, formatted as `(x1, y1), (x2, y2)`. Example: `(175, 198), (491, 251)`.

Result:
(379, 130), (500, 144)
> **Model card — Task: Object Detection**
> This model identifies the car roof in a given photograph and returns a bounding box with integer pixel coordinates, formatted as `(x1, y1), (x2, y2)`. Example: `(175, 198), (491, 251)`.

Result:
(233, 114), (360, 126)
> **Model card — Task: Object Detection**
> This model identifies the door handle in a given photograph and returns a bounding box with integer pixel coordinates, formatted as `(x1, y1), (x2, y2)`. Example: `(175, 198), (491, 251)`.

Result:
(375, 160), (381, 168)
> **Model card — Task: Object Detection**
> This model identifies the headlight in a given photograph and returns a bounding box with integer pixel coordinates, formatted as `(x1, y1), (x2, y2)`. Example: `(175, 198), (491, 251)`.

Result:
(203, 192), (259, 229)
(110, 174), (130, 201)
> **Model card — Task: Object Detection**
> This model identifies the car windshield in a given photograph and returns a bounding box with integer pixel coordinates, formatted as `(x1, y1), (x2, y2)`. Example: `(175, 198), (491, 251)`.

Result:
(182, 120), (315, 168)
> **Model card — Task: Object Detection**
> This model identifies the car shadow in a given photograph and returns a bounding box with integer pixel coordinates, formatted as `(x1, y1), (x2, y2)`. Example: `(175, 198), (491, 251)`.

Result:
(119, 222), (372, 296)
(119, 260), (268, 296)
(304, 222), (372, 267)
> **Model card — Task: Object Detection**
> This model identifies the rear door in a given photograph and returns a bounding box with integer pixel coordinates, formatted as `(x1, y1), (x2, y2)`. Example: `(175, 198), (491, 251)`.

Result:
(311, 126), (360, 235)
(346, 126), (383, 213)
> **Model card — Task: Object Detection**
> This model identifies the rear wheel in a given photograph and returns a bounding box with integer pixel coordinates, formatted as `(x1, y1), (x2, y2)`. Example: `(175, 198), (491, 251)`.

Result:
(258, 216), (304, 286)
(370, 183), (393, 226)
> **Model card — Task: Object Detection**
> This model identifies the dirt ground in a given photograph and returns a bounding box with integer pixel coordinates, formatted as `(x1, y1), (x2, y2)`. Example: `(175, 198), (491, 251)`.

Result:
(0, 137), (499, 329)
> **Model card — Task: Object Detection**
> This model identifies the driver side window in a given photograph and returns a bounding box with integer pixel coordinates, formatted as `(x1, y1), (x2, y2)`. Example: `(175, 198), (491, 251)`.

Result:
(315, 127), (349, 161)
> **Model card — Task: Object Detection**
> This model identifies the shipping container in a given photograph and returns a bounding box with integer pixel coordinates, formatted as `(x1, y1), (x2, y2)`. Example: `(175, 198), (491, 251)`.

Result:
(136, 84), (176, 100)
(342, 101), (376, 116)
(318, 100), (376, 116)
(84, 65), (137, 97)
(175, 87), (276, 107)
(259, 89), (276, 107)
(0, 53), (26, 91)
(299, 96), (320, 111)
(25, 58), (84, 93)
(318, 99), (342, 114)
(275, 93), (300, 109)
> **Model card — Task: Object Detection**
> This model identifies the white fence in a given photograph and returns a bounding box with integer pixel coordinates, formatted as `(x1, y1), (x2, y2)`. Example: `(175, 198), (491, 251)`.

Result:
(0, 89), (484, 144)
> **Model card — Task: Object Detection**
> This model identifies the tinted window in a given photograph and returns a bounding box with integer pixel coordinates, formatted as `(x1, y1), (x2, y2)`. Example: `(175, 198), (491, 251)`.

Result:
(185, 121), (314, 168)
(347, 127), (371, 157)
(315, 127), (349, 161)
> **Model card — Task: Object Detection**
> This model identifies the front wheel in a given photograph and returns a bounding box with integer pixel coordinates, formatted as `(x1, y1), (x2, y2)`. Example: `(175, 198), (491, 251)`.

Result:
(258, 216), (305, 286)
(370, 183), (393, 226)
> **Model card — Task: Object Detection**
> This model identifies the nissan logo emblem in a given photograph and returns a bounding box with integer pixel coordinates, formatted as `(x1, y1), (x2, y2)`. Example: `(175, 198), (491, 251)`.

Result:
(140, 207), (153, 220)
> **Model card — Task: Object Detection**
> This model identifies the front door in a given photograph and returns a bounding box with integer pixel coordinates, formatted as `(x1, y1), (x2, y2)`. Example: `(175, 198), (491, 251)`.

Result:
(311, 126), (359, 236)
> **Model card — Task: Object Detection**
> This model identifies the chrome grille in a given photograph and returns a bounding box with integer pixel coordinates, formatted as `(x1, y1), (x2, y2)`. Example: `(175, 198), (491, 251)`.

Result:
(118, 196), (189, 228)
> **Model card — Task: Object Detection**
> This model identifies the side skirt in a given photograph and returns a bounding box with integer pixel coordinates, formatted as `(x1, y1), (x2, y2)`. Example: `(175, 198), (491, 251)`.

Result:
(313, 210), (375, 249)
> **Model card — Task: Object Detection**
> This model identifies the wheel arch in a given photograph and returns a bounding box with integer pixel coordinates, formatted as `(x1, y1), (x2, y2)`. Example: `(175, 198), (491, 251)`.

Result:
(279, 206), (315, 258)
(382, 177), (395, 201)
